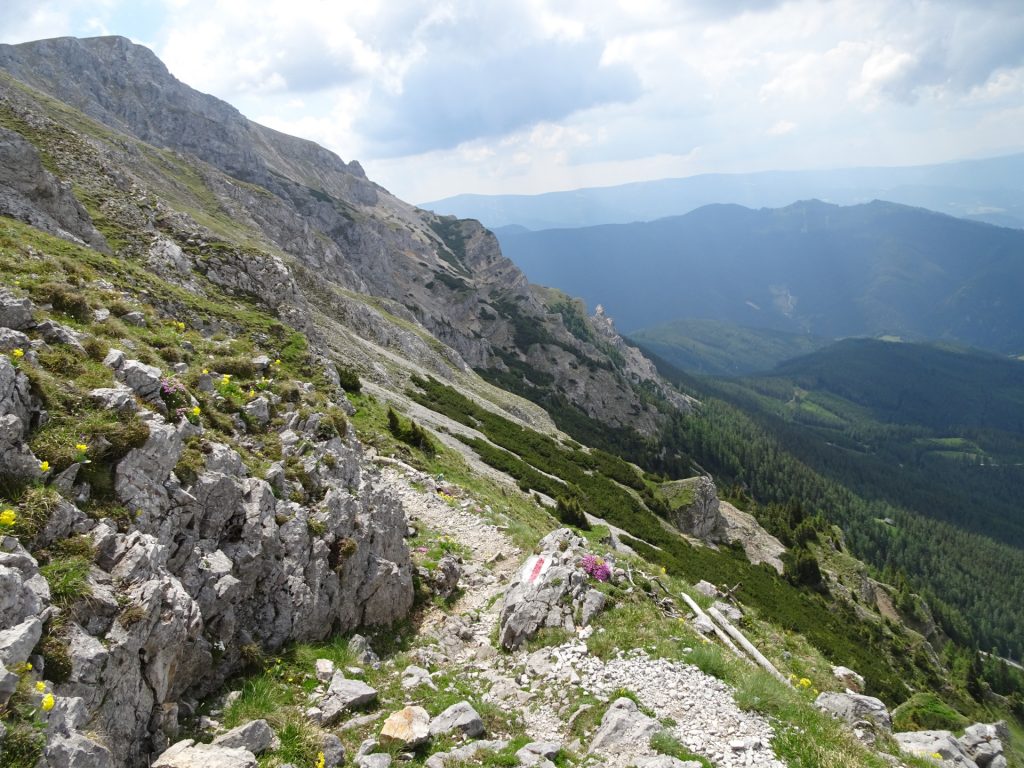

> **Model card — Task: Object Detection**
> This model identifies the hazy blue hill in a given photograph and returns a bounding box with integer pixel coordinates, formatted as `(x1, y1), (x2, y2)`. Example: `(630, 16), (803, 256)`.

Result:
(628, 318), (830, 376)
(423, 153), (1024, 230)
(499, 200), (1024, 355)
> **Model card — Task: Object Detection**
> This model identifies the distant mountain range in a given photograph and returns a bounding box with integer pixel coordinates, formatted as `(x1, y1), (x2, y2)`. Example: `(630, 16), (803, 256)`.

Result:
(423, 153), (1024, 231)
(498, 200), (1024, 357)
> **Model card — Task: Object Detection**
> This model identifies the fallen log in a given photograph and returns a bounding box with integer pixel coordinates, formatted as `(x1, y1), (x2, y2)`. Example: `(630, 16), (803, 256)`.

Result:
(679, 592), (743, 657)
(707, 606), (790, 685)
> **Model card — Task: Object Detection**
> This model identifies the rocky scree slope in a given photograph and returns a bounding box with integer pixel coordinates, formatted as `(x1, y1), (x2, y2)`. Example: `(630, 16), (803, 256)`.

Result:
(0, 35), (690, 435)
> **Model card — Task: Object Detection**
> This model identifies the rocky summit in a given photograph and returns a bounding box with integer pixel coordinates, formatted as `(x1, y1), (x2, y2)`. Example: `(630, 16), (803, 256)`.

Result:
(0, 33), (1019, 768)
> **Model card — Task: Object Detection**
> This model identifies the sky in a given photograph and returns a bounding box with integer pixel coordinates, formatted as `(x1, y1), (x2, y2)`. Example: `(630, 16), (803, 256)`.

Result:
(2, 0), (1023, 204)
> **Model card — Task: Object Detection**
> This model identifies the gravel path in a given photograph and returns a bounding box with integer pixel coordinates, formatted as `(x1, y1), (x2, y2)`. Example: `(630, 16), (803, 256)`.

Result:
(376, 458), (786, 768)
(376, 461), (521, 625)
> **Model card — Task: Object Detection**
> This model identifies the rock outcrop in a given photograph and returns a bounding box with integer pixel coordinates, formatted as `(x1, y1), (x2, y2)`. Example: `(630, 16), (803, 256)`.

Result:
(498, 528), (609, 650)
(0, 126), (107, 249)
(0, 318), (413, 768)
(815, 691), (892, 733)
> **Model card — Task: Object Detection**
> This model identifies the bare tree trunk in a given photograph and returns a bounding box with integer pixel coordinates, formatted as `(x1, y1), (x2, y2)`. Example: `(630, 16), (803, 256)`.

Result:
(679, 592), (743, 657)
(707, 606), (790, 685)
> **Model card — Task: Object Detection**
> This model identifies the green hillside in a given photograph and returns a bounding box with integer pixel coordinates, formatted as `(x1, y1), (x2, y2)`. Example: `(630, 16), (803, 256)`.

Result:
(629, 318), (830, 376)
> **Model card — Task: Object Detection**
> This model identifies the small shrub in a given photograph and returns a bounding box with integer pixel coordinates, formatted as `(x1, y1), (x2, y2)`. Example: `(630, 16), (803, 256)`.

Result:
(37, 347), (86, 379)
(81, 335), (110, 362)
(336, 364), (361, 393)
(327, 407), (348, 437)
(733, 668), (794, 716)
(783, 546), (825, 591)
(211, 355), (257, 377)
(891, 692), (969, 732)
(36, 631), (73, 683)
(51, 535), (96, 561)
(34, 282), (90, 321)
(10, 486), (61, 541)
(240, 642), (265, 669)
(0, 721), (45, 768)
(556, 496), (591, 530)
(118, 603), (149, 628)
(329, 536), (358, 571)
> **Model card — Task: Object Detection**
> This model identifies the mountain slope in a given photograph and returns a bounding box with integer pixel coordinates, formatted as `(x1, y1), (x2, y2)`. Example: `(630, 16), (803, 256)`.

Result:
(423, 153), (1024, 230)
(0, 35), (688, 437)
(498, 200), (1024, 354)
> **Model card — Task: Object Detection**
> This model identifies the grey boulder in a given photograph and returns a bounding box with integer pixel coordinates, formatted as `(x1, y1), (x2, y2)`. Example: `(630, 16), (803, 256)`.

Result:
(152, 739), (257, 768)
(894, 730), (975, 768)
(320, 673), (378, 724)
(516, 741), (560, 767)
(0, 616), (42, 667)
(590, 697), (663, 753)
(815, 691), (892, 732)
(429, 701), (484, 738)
(212, 719), (279, 754)
(633, 758), (702, 768)
(0, 288), (34, 330)
(43, 730), (115, 768)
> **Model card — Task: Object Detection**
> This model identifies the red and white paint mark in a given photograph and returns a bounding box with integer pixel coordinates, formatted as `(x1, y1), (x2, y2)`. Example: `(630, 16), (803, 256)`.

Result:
(520, 555), (550, 585)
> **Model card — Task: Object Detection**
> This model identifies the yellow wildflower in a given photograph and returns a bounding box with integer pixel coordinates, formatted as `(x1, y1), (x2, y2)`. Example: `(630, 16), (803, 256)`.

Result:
(191, 405), (201, 416)
(315, 752), (326, 768)
(273, 359), (281, 366)
(202, 368), (209, 374)
(41, 693), (55, 711)
(932, 753), (943, 760)
(0, 509), (15, 527)
(39, 461), (49, 472)
(798, 677), (812, 688)
(248, 389), (255, 398)
(75, 443), (88, 453)
(35, 681), (46, 692)
(12, 348), (24, 359)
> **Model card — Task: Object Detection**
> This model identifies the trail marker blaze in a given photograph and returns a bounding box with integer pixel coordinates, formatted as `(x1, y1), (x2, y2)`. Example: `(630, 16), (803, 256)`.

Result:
(520, 555), (550, 585)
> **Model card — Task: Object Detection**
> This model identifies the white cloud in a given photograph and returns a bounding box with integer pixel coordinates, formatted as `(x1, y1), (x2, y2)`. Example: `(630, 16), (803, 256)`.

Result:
(1, 0), (1021, 201)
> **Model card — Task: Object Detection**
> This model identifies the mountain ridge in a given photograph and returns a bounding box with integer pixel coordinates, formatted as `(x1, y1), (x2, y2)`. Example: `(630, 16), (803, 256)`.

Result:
(0, 35), (690, 437)
(498, 198), (1024, 354)
(423, 153), (1024, 230)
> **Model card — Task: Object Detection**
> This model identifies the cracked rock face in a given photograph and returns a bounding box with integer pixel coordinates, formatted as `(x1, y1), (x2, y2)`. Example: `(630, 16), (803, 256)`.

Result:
(0, 347), (414, 766)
